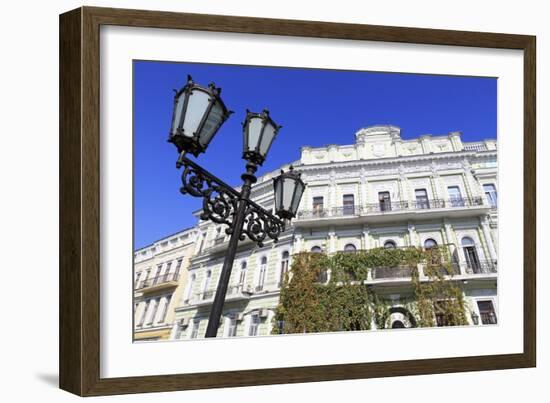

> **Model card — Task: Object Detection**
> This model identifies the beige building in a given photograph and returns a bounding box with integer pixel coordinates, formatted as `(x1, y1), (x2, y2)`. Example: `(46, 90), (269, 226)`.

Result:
(133, 227), (198, 341)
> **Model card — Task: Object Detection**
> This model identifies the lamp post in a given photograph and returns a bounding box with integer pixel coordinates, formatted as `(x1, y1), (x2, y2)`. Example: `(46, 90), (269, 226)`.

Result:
(168, 75), (306, 338)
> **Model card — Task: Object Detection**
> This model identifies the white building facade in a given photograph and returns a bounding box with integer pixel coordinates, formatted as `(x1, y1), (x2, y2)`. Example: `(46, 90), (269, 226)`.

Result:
(166, 125), (498, 339)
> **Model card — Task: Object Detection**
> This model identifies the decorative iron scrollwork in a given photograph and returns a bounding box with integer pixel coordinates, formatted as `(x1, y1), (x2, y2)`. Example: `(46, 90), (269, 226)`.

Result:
(180, 159), (239, 228)
(178, 155), (285, 247)
(243, 203), (285, 247)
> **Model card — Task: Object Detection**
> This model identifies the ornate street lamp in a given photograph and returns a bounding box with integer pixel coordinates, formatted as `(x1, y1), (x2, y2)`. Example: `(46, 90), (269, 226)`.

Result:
(242, 109), (281, 166)
(169, 75), (305, 338)
(273, 166), (306, 219)
(168, 75), (232, 159)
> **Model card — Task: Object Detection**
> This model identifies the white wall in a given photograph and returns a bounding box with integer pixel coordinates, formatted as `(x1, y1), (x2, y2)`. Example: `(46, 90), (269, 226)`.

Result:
(1, 0), (546, 402)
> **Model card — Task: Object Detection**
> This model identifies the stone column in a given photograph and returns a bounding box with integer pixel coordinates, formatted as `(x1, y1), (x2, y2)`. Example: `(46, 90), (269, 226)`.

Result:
(430, 161), (441, 202)
(328, 226), (337, 253)
(293, 231), (303, 253)
(443, 219), (461, 274)
(328, 170), (336, 216)
(480, 215), (498, 262)
(362, 224), (370, 250)
(461, 158), (479, 200)
(398, 164), (408, 205)
(359, 167), (368, 213)
(407, 222), (417, 247)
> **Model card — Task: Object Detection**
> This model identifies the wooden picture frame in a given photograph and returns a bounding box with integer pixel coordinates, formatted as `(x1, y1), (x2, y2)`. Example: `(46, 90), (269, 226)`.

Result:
(59, 6), (536, 396)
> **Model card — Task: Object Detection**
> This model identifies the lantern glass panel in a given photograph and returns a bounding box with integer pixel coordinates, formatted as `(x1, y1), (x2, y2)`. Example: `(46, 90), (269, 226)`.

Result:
(274, 177), (283, 211)
(199, 101), (224, 147)
(182, 90), (210, 138)
(171, 92), (187, 134)
(282, 177), (295, 211)
(259, 122), (276, 156)
(291, 181), (305, 213)
(247, 116), (263, 152)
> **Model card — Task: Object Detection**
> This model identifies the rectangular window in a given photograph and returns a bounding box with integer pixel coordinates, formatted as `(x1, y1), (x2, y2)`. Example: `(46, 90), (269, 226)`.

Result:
(477, 300), (498, 324)
(146, 298), (159, 325)
(483, 184), (498, 208)
(279, 253), (289, 286)
(137, 301), (147, 326)
(163, 262), (172, 282)
(343, 194), (355, 215)
(190, 319), (200, 338)
(249, 313), (260, 336)
(173, 258), (183, 280)
(257, 258), (267, 291)
(313, 196), (324, 216)
(152, 265), (163, 285)
(227, 316), (237, 337)
(158, 295), (172, 323)
(448, 186), (464, 207)
(434, 300), (455, 327)
(378, 191), (391, 211)
(415, 188), (430, 209)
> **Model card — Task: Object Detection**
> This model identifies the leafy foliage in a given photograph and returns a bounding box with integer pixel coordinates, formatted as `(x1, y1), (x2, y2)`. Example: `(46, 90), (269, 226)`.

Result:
(272, 246), (467, 334)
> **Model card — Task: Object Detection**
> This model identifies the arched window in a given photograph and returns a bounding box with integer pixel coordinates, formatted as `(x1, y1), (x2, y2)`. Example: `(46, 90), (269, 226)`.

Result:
(238, 261), (247, 285)
(311, 246), (322, 253)
(461, 237), (481, 273)
(424, 238), (440, 265)
(279, 251), (290, 286)
(384, 240), (396, 249)
(344, 243), (357, 253)
(257, 257), (267, 291)
(424, 238), (438, 249)
(391, 320), (405, 329)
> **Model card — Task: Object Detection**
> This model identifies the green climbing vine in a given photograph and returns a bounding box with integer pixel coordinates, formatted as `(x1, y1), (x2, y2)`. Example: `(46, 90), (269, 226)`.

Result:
(272, 245), (468, 334)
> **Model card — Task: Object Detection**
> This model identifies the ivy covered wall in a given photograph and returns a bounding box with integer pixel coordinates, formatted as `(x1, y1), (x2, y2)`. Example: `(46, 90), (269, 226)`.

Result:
(272, 246), (468, 334)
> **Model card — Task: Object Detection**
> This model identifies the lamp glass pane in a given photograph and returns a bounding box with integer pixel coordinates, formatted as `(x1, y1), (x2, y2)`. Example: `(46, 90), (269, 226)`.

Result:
(199, 101), (224, 146)
(259, 122), (276, 156)
(274, 178), (283, 211)
(282, 177), (295, 211)
(246, 116), (263, 152)
(182, 90), (210, 138)
(171, 92), (187, 134)
(291, 182), (304, 213)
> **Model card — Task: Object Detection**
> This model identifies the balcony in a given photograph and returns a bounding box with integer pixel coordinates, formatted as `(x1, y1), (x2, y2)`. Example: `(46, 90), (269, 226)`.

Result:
(295, 197), (489, 227)
(463, 142), (489, 151)
(183, 282), (282, 307)
(463, 260), (497, 275)
(135, 272), (180, 294)
(372, 265), (413, 280)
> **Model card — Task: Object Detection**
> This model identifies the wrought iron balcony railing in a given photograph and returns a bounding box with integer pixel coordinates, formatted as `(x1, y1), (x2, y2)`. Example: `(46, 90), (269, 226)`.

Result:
(464, 260), (497, 274)
(372, 265), (413, 279)
(296, 197), (487, 220)
(136, 272), (180, 290)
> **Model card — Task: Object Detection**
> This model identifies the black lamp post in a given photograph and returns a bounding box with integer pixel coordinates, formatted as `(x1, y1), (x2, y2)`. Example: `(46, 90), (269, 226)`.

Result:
(168, 75), (305, 338)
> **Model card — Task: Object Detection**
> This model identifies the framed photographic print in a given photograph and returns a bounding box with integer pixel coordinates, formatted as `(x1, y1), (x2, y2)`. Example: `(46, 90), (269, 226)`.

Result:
(59, 6), (536, 396)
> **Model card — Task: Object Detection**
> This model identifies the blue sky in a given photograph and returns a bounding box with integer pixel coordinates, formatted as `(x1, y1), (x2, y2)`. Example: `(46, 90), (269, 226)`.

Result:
(133, 61), (497, 249)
